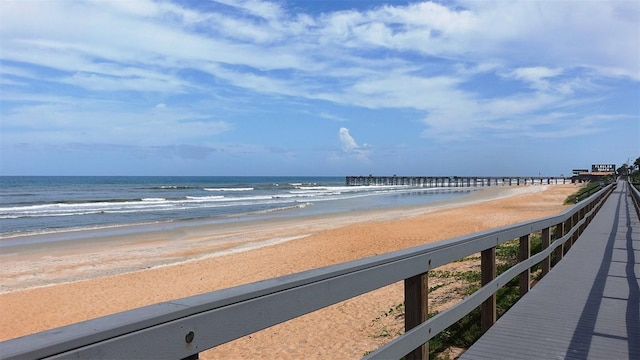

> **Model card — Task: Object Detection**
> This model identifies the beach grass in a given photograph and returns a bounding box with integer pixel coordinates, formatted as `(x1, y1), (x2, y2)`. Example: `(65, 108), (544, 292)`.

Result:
(427, 238), (534, 359)
(564, 181), (602, 204)
(366, 234), (546, 359)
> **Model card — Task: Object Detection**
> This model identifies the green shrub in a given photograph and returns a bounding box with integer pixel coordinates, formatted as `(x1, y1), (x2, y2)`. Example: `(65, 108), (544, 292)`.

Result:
(564, 182), (601, 204)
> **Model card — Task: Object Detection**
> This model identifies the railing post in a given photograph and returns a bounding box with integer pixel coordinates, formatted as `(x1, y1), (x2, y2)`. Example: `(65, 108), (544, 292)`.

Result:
(541, 227), (551, 277)
(405, 272), (429, 360)
(571, 212), (579, 245)
(481, 247), (496, 332)
(582, 206), (588, 234)
(519, 235), (530, 296)
(554, 222), (564, 262)
(564, 217), (572, 252)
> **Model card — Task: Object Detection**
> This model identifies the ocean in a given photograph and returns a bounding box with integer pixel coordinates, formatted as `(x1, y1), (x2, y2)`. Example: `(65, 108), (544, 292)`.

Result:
(0, 176), (470, 239)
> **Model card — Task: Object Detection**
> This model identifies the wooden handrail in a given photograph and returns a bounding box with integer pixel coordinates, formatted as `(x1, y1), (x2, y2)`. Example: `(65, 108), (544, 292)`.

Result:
(629, 179), (640, 218)
(0, 184), (615, 360)
(366, 182), (615, 359)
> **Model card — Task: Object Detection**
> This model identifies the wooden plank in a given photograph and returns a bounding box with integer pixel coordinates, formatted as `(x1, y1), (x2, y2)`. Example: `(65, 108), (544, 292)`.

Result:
(461, 182), (639, 360)
(0, 183), (613, 360)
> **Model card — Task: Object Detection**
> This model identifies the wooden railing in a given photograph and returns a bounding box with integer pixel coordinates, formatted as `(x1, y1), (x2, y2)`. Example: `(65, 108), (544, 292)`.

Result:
(0, 184), (615, 360)
(629, 179), (640, 218)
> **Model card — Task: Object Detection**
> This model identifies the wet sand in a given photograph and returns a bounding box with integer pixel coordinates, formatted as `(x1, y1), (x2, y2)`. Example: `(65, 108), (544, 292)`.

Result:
(0, 184), (578, 358)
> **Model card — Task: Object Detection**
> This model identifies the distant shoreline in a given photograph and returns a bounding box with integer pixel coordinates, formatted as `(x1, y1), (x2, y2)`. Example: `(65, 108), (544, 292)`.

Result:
(0, 184), (555, 294)
(0, 188), (475, 245)
(0, 184), (578, 357)
(0, 176), (471, 239)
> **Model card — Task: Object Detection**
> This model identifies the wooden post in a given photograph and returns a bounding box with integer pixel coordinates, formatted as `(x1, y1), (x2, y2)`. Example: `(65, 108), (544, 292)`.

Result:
(579, 208), (587, 236)
(541, 227), (551, 277)
(405, 273), (429, 360)
(481, 247), (496, 332)
(571, 213), (579, 245)
(519, 235), (530, 296)
(554, 223), (564, 263)
(564, 218), (572, 252)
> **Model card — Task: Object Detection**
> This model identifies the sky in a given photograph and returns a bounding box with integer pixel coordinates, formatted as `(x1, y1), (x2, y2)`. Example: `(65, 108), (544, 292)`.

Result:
(0, 0), (639, 177)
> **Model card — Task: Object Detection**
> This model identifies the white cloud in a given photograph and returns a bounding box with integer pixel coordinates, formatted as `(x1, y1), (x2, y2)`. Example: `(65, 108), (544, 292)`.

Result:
(339, 127), (358, 151)
(507, 67), (564, 91)
(317, 112), (347, 122)
(213, 0), (284, 20)
(3, 1), (637, 78)
(62, 71), (188, 93)
(0, 0), (637, 149)
(338, 127), (371, 161)
(0, 100), (232, 147)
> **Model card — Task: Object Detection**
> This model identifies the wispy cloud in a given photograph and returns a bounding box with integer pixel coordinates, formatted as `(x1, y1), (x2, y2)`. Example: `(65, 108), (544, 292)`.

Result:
(0, 0), (637, 175)
(1, 100), (232, 146)
(317, 112), (348, 122)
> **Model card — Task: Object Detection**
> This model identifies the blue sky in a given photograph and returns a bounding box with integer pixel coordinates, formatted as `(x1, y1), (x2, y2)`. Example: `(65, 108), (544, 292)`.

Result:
(1, 0), (638, 176)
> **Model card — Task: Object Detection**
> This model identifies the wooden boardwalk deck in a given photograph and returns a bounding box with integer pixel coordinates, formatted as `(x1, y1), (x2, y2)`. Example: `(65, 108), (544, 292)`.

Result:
(460, 181), (640, 360)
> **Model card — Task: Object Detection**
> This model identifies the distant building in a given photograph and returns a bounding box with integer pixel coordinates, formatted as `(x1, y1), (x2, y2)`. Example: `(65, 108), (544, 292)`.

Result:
(591, 164), (616, 172)
(571, 164), (615, 183)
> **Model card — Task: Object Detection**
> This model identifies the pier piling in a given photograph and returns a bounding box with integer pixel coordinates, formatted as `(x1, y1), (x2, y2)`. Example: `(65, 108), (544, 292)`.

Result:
(345, 176), (568, 187)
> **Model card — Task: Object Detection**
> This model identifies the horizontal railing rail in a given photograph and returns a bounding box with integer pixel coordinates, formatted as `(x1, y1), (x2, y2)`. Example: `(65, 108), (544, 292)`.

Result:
(0, 183), (616, 360)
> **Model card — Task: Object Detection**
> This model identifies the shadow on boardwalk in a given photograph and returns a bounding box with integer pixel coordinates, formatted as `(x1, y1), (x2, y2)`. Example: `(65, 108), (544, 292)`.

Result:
(461, 181), (640, 360)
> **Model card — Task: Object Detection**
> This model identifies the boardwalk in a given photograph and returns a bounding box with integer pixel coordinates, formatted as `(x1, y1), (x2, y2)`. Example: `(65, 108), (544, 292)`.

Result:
(460, 181), (640, 360)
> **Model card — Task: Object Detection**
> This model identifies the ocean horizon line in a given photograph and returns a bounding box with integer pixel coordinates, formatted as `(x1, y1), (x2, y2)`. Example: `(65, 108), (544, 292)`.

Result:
(0, 176), (472, 239)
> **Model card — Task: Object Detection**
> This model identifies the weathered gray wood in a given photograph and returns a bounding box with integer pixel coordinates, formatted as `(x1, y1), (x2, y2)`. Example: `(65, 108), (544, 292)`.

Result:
(629, 181), (640, 218)
(460, 181), (639, 360)
(0, 183), (614, 360)
(365, 239), (567, 360)
(367, 185), (612, 359)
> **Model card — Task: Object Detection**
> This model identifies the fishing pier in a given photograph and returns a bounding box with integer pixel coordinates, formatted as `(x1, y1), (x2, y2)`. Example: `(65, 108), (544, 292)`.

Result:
(345, 175), (570, 187)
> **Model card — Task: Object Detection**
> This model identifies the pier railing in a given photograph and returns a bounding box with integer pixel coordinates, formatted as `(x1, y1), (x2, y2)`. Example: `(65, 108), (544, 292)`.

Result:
(345, 175), (570, 187)
(0, 184), (615, 360)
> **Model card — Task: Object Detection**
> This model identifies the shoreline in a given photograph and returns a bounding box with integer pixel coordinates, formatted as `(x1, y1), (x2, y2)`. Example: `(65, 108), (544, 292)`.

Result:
(0, 183), (578, 358)
(0, 187), (473, 243)
(0, 185), (547, 294)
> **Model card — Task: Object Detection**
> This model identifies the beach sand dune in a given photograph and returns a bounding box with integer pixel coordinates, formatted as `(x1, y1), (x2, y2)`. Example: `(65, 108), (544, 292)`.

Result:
(0, 184), (578, 358)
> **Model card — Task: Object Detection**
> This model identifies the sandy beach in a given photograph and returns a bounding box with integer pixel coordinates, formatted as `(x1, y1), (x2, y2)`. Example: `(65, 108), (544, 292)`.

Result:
(0, 184), (578, 358)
